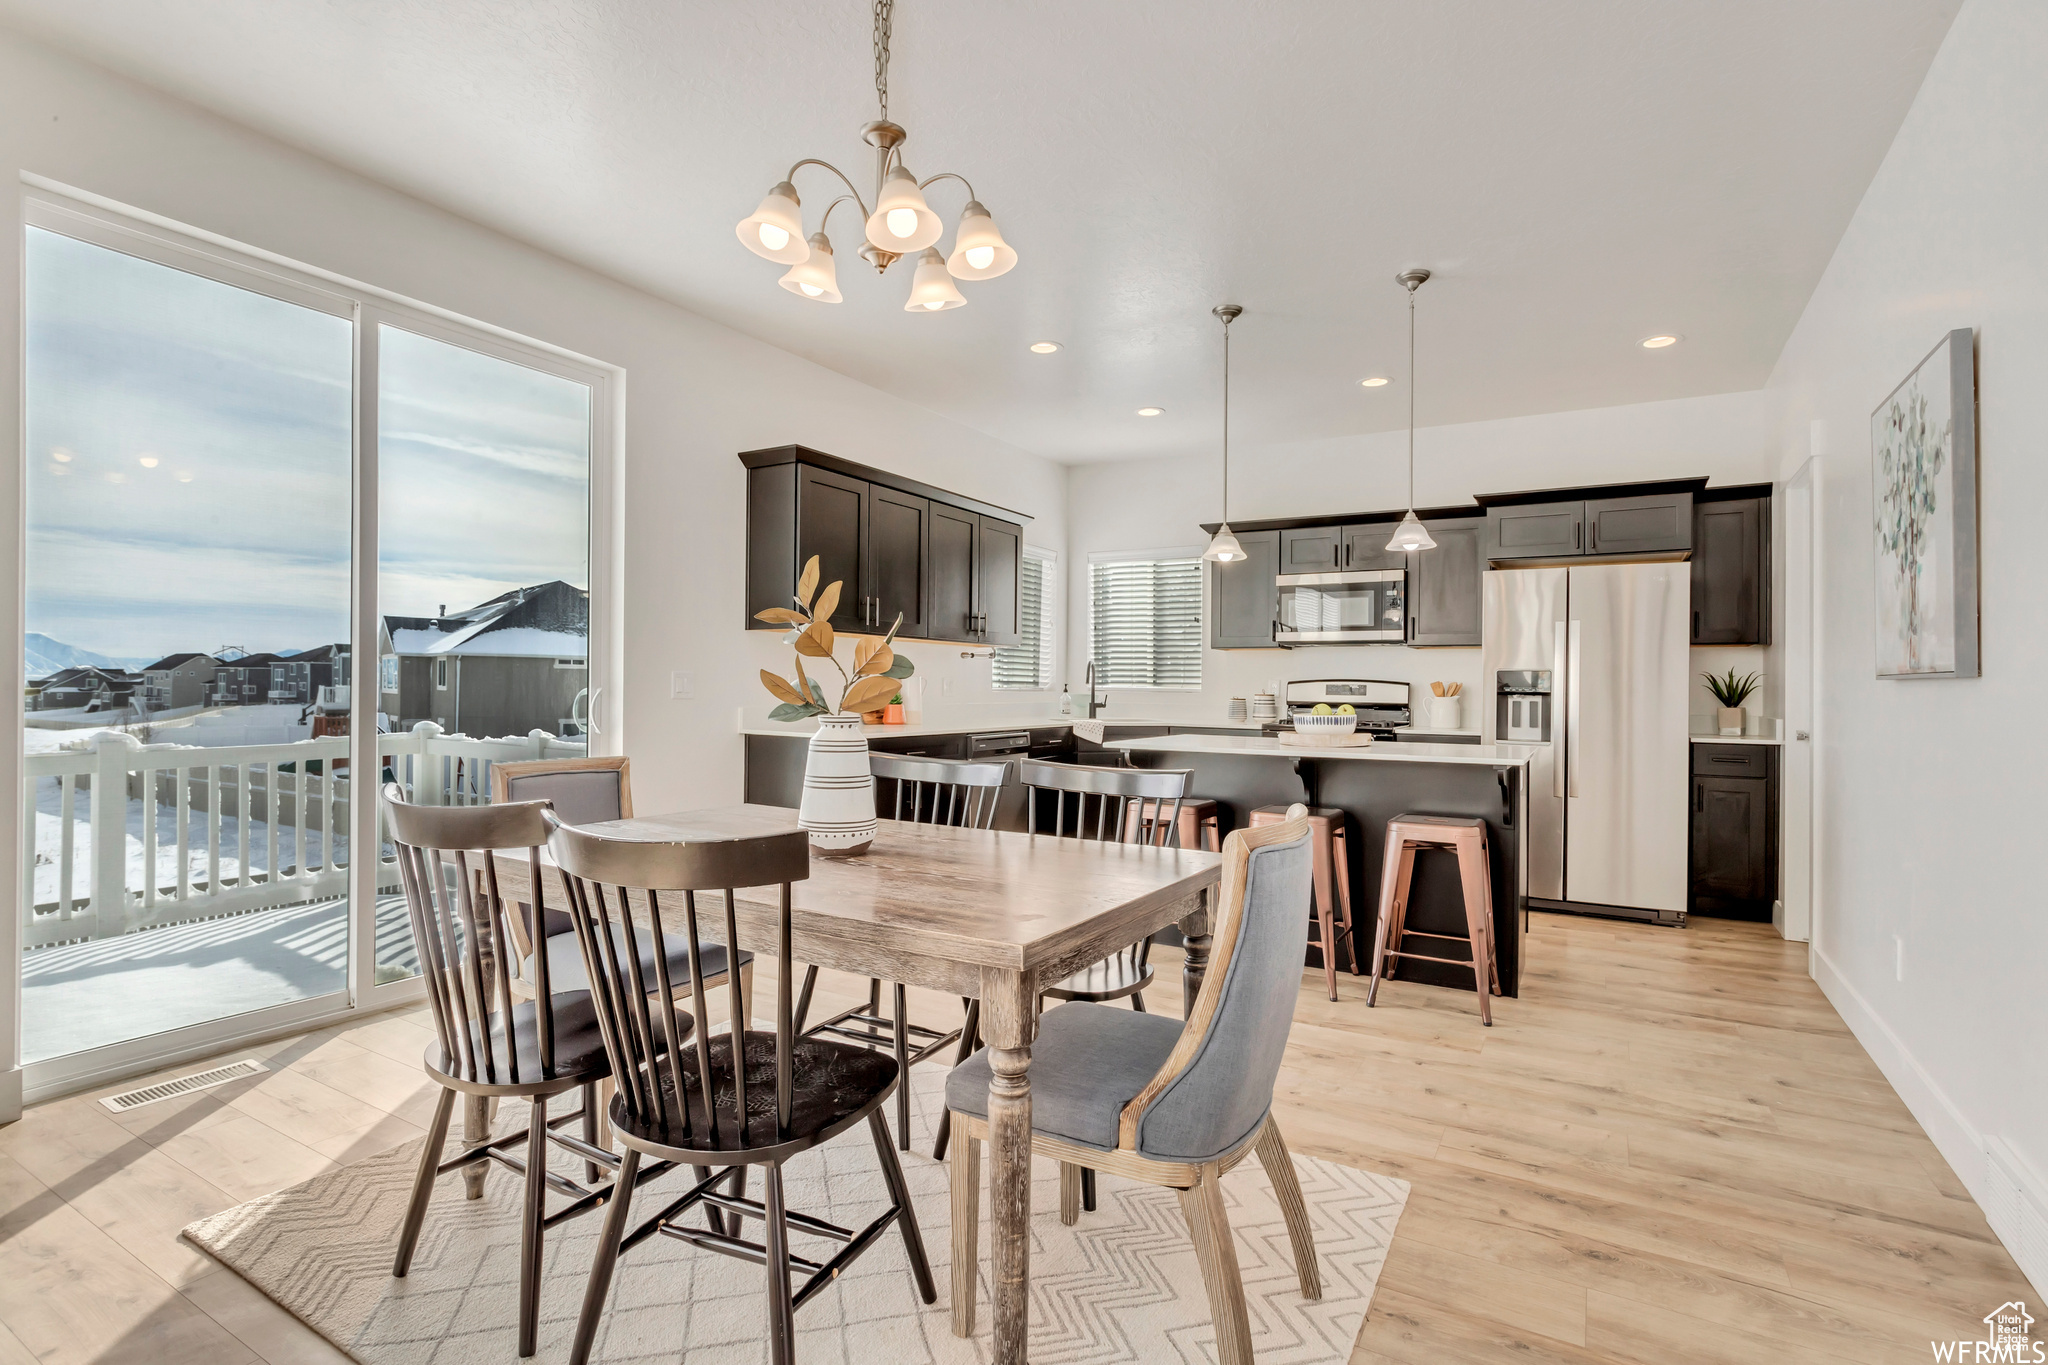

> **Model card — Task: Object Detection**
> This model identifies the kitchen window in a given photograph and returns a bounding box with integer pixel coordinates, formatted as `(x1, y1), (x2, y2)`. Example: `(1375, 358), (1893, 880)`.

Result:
(993, 549), (1055, 690)
(1089, 551), (1203, 690)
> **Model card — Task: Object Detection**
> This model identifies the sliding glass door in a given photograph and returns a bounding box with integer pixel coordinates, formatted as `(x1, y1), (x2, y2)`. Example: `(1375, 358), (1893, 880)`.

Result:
(17, 192), (612, 1097)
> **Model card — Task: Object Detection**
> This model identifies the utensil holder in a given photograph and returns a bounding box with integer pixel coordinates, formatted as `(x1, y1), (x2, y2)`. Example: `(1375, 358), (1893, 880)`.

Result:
(1426, 696), (1463, 729)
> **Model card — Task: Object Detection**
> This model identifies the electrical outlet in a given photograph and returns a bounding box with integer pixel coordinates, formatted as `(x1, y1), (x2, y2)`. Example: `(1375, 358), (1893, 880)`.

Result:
(940, 676), (954, 697)
(1895, 935), (1904, 982)
(670, 671), (693, 700)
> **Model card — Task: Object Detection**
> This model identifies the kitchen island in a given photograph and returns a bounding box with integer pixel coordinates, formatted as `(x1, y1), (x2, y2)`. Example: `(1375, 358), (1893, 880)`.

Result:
(1109, 733), (1531, 998)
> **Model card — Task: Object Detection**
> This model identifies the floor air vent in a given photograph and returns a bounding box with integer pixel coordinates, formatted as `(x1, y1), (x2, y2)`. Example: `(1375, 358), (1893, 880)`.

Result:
(99, 1058), (268, 1112)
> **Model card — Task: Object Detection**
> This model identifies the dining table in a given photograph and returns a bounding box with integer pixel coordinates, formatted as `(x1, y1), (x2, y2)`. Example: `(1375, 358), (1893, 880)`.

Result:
(483, 801), (1223, 1364)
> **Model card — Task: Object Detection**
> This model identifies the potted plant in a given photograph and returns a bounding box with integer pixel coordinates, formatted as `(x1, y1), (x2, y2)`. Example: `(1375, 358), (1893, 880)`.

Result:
(1702, 667), (1760, 737)
(758, 557), (915, 856)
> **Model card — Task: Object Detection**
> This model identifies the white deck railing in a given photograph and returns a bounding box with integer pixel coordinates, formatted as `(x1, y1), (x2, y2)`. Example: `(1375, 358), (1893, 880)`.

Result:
(22, 720), (584, 949)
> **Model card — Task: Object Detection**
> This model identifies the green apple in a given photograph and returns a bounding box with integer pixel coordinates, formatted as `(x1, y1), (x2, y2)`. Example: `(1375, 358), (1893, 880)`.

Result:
(1311, 703), (1334, 715)
(1337, 704), (1356, 715)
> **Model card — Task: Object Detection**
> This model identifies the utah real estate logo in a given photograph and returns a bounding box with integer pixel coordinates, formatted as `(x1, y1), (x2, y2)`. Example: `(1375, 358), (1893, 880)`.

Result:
(1934, 1302), (2040, 1362)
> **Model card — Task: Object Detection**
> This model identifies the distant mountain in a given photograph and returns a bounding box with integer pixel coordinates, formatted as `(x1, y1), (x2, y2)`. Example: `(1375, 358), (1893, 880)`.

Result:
(25, 634), (154, 679)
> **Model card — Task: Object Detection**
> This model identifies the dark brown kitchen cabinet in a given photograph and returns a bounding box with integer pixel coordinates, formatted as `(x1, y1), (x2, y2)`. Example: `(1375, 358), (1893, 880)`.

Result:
(1342, 525), (1408, 572)
(1485, 502), (1585, 559)
(742, 445), (1031, 644)
(1407, 517), (1483, 646)
(1279, 526), (1342, 574)
(1689, 743), (1778, 920)
(1692, 494), (1770, 645)
(976, 515), (1023, 647)
(1585, 492), (1692, 555)
(1210, 528), (1281, 649)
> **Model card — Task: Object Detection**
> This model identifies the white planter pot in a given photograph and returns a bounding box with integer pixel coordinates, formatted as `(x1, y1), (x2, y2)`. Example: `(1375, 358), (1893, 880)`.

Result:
(798, 713), (877, 857)
(1717, 706), (1746, 737)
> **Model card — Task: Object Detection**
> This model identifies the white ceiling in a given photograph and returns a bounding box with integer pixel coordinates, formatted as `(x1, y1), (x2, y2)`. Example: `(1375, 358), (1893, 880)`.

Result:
(0, 1), (1960, 463)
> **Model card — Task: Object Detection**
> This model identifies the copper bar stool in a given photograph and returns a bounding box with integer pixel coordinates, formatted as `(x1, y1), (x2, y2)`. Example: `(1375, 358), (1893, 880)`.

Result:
(1249, 804), (1358, 1001)
(1366, 813), (1502, 1024)
(1123, 796), (1221, 852)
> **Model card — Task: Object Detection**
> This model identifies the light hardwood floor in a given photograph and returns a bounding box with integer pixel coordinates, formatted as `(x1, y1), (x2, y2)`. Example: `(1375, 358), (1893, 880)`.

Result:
(0, 912), (2029, 1363)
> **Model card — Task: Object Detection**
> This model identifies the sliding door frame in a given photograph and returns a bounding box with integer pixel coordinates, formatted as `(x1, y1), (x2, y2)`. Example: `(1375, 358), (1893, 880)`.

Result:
(11, 182), (621, 1107)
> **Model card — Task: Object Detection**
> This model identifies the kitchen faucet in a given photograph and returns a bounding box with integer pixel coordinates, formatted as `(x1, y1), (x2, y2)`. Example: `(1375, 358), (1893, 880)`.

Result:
(1084, 661), (1108, 719)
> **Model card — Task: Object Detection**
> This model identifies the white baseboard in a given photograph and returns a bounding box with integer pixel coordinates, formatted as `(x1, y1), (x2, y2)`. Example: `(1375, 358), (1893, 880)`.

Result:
(1810, 947), (2044, 1296)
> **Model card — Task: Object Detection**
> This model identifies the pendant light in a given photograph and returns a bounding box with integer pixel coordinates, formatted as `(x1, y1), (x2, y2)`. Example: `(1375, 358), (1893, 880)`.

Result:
(1203, 304), (1246, 563)
(734, 0), (1018, 308)
(1385, 268), (1438, 553)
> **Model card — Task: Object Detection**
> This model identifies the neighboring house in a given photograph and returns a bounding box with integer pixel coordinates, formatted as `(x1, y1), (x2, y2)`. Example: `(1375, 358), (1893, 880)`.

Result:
(210, 653), (283, 706)
(34, 666), (141, 712)
(379, 581), (588, 738)
(267, 644), (349, 705)
(139, 652), (219, 710)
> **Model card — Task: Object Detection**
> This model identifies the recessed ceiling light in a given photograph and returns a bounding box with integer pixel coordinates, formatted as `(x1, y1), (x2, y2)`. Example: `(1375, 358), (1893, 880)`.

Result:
(138, 455), (159, 468)
(1136, 407), (1164, 417)
(1640, 334), (1680, 349)
(1360, 376), (1390, 387)
(1028, 341), (1061, 354)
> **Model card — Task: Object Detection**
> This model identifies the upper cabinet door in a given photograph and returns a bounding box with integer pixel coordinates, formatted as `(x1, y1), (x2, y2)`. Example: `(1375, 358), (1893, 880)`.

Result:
(927, 502), (979, 643)
(1691, 497), (1768, 644)
(866, 486), (929, 637)
(1485, 502), (1585, 560)
(1585, 492), (1693, 555)
(976, 516), (1024, 647)
(796, 466), (869, 632)
(1408, 517), (1484, 646)
(1211, 528), (1281, 649)
(1279, 526), (1342, 574)
(1342, 525), (1408, 572)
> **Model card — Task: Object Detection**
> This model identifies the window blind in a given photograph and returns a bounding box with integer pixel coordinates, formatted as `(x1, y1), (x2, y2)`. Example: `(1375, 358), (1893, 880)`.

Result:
(993, 553), (1053, 689)
(1089, 556), (1202, 688)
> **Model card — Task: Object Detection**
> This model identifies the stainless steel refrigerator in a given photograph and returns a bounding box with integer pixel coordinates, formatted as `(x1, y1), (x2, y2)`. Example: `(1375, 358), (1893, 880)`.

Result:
(1481, 563), (1690, 924)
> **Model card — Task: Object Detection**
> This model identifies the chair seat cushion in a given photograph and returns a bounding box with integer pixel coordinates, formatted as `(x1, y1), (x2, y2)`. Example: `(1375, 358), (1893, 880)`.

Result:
(614, 1031), (899, 1154)
(524, 922), (753, 997)
(426, 989), (653, 1088)
(944, 1002), (1182, 1152)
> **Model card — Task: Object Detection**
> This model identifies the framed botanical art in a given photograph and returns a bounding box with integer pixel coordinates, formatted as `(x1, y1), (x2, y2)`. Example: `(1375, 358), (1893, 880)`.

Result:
(1871, 327), (1979, 679)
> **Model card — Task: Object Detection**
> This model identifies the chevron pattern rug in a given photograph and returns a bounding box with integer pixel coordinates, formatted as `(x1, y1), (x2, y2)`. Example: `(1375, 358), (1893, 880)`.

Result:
(183, 1061), (1407, 1363)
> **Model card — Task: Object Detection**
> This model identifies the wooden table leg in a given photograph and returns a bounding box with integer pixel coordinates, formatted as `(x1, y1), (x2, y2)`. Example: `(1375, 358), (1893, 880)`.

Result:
(980, 967), (1036, 1364)
(1178, 886), (1215, 1019)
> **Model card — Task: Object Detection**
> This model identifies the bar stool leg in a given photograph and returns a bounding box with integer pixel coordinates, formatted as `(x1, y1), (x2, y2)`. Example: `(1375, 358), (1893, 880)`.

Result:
(1332, 826), (1360, 975)
(1367, 835), (1414, 1007)
(1311, 823), (1339, 1003)
(1452, 833), (1495, 1025)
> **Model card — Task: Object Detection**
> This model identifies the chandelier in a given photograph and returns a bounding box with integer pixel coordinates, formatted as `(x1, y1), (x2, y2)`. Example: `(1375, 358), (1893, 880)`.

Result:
(735, 0), (1018, 310)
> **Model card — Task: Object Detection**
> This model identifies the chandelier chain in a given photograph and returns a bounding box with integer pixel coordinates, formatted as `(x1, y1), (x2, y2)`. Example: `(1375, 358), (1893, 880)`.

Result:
(1222, 316), (1231, 520)
(1408, 283), (1416, 507)
(873, 0), (893, 118)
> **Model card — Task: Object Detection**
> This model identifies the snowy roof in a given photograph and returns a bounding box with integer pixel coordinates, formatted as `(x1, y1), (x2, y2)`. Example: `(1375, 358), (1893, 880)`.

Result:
(143, 652), (216, 672)
(384, 581), (588, 658)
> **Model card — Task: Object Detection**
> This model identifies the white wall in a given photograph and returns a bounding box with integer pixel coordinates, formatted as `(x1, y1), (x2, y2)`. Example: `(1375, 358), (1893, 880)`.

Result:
(0, 30), (1067, 1107)
(1065, 388), (1786, 725)
(1765, 0), (2047, 1273)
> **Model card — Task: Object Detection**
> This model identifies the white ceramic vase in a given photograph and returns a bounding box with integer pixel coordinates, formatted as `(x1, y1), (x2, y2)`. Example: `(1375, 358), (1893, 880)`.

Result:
(798, 713), (877, 857)
(1426, 696), (1463, 730)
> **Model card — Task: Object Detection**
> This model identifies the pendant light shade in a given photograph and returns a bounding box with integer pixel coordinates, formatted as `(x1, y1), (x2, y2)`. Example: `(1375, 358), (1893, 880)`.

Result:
(1203, 523), (1246, 563)
(946, 201), (1017, 280)
(866, 165), (944, 252)
(904, 247), (966, 310)
(778, 233), (842, 302)
(1386, 509), (1435, 552)
(1386, 268), (1437, 554)
(736, 182), (809, 263)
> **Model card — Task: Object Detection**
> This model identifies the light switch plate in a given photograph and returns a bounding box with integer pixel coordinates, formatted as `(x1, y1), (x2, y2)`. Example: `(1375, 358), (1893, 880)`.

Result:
(670, 671), (693, 700)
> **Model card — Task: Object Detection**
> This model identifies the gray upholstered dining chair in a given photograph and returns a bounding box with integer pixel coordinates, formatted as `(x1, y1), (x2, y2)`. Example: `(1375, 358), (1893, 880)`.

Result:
(794, 752), (1010, 1157)
(943, 806), (1323, 1365)
(492, 755), (754, 1019)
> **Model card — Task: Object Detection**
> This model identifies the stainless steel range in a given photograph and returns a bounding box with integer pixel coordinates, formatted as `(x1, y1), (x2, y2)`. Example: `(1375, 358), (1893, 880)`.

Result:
(1260, 678), (1411, 736)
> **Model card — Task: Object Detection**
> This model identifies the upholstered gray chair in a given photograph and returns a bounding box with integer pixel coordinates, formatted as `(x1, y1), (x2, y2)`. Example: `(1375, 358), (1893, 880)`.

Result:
(490, 755), (752, 1017)
(943, 806), (1323, 1365)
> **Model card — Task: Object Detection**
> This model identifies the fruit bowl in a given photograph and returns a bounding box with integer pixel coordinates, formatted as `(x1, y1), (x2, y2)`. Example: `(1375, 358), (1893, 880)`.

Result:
(1292, 712), (1358, 736)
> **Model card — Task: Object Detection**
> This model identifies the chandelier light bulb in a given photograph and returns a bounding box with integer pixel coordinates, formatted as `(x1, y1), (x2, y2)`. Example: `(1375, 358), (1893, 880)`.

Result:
(736, 182), (808, 264)
(904, 248), (966, 311)
(867, 166), (944, 252)
(1202, 523), (1246, 563)
(1385, 509), (1436, 553)
(946, 201), (1017, 281)
(778, 233), (843, 303)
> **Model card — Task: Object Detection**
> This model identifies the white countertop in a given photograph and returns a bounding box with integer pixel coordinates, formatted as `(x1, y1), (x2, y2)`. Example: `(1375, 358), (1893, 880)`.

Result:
(1689, 718), (1784, 745)
(735, 713), (1270, 740)
(1689, 732), (1783, 746)
(1107, 732), (1530, 767)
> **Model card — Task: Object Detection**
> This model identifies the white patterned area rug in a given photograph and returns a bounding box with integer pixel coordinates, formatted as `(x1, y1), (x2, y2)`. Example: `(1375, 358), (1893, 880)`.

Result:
(182, 1062), (1407, 1364)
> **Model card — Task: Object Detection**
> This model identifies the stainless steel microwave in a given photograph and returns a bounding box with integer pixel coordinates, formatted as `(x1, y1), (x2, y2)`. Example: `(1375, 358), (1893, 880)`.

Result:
(1274, 568), (1407, 644)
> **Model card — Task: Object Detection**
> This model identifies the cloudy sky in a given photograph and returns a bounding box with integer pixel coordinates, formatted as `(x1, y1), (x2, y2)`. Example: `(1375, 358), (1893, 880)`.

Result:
(24, 227), (588, 663)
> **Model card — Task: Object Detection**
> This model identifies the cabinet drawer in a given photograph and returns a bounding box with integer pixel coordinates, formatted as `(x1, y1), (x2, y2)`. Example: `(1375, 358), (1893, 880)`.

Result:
(1691, 744), (1770, 778)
